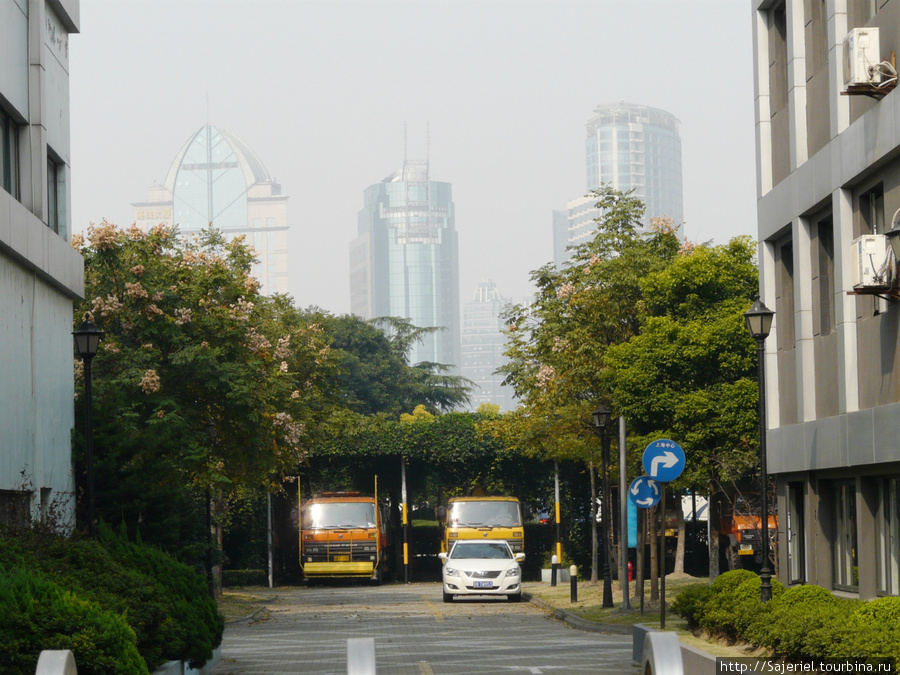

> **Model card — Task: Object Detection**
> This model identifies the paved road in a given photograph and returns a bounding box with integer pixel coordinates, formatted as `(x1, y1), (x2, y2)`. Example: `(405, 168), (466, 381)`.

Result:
(210, 583), (638, 675)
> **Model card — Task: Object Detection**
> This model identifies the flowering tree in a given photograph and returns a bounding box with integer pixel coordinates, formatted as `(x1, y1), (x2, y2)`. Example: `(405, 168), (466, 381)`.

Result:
(73, 222), (337, 563)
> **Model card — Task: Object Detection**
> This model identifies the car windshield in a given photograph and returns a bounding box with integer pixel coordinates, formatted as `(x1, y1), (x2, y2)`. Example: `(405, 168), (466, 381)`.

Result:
(448, 501), (521, 527)
(303, 502), (376, 529)
(449, 542), (513, 560)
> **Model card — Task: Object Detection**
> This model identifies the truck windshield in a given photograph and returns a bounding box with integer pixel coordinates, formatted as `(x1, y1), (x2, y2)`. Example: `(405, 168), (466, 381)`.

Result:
(449, 501), (521, 527)
(303, 502), (376, 529)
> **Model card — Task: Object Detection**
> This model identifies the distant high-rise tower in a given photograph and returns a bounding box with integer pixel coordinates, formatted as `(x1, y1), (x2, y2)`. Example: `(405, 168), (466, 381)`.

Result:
(555, 102), (683, 266)
(350, 157), (460, 371)
(461, 280), (516, 412)
(132, 124), (289, 295)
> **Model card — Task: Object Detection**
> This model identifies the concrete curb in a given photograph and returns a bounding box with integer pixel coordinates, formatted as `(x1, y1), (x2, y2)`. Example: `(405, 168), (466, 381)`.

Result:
(523, 593), (633, 635)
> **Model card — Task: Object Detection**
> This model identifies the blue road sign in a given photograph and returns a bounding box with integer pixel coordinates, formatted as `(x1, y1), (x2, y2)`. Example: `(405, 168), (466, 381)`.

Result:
(642, 439), (685, 482)
(629, 476), (661, 509)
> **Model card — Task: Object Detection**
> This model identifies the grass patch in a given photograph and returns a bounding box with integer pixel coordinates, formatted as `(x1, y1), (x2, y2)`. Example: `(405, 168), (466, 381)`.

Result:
(217, 587), (275, 621)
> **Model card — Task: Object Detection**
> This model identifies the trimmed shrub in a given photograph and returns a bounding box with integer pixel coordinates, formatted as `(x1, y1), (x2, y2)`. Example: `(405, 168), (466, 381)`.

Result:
(754, 584), (855, 660)
(99, 526), (224, 669)
(0, 565), (147, 675)
(698, 570), (759, 641)
(670, 582), (713, 630)
(838, 597), (900, 662)
(223, 569), (268, 587)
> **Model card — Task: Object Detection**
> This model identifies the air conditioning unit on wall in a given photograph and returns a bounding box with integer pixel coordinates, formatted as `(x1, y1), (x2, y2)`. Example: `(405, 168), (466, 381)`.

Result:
(844, 27), (881, 87)
(852, 234), (894, 289)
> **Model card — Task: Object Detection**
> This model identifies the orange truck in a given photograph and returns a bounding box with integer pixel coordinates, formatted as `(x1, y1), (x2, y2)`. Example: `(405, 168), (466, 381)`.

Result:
(299, 489), (392, 583)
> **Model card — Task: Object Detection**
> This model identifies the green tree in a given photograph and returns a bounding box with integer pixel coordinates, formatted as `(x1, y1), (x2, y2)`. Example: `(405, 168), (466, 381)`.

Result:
(495, 186), (680, 580)
(603, 236), (761, 578)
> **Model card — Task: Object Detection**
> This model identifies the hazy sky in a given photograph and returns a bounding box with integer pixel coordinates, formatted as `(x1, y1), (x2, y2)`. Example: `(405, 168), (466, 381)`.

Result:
(70, 0), (757, 316)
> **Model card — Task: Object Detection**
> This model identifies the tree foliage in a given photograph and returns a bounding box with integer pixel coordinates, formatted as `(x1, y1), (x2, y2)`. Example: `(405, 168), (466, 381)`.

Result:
(74, 222), (337, 554)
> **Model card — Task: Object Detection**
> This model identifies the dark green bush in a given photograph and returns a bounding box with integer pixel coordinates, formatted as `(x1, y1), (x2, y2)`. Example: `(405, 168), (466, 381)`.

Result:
(751, 584), (856, 660)
(838, 597), (900, 662)
(670, 582), (713, 629)
(99, 526), (224, 669)
(698, 570), (760, 641)
(0, 565), (147, 675)
(223, 569), (268, 587)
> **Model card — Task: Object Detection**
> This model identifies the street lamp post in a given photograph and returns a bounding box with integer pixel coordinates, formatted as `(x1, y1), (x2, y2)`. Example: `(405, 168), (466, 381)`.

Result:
(73, 319), (104, 537)
(744, 298), (775, 602)
(592, 404), (615, 608)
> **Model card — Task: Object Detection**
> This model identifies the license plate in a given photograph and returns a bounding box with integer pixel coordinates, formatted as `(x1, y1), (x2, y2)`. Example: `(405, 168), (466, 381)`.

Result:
(333, 555), (350, 562)
(738, 549), (754, 556)
(473, 581), (493, 588)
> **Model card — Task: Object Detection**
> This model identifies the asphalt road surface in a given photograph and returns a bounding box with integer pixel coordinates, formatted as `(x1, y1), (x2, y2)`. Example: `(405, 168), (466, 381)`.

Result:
(210, 582), (639, 675)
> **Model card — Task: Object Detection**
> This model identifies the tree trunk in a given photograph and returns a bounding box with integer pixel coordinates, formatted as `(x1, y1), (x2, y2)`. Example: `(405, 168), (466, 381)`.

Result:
(708, 481), (721, 581)
(649, 503), (659, 603)
(590, 459), (598, 583)
(674, 491), (686, 575)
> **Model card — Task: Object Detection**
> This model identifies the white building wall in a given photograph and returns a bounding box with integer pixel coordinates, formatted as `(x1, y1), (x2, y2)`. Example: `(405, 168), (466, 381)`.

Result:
(0, 0), (83, 526)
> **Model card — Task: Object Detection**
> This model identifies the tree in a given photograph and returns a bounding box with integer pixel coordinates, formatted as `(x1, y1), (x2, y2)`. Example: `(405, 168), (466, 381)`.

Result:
(322, 314), (472, 416)
(495, 186), (682, 583)
(603, 236), (761, 578)
(73, 222), (336, 575)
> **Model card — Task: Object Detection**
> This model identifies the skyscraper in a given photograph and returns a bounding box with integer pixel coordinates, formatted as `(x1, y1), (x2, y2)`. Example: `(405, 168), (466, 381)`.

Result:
(132, 124), (289, 295)
(460, 280), (517, 412)
(350, 157), (460, 371)
(555, 102), (683, 266)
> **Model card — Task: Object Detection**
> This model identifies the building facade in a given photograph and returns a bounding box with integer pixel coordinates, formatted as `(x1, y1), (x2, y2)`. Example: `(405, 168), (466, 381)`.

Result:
(555, 102), (684, 267)
(133, 124), (289, 295)
(350, 158), (461, 371)
(1, 0), (84, 527)
(460, 280), (517, 412)
(753, 0), (900, 598)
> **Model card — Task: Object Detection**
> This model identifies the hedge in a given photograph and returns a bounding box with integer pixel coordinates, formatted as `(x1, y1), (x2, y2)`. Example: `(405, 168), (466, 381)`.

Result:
(0, 525), (224, 673)
(671, 571), (898, 667)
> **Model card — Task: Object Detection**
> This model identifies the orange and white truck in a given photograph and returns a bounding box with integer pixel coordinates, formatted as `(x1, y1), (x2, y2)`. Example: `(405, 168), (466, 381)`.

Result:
(299, 489), (391, 583)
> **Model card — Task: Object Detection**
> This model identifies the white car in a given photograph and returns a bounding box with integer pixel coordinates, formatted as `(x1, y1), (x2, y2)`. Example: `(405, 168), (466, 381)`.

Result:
(438, 539), (525, 603)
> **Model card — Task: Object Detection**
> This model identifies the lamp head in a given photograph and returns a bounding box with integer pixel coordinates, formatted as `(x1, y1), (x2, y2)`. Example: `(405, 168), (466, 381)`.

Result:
(73, 319), (105, 359)
(744, 297), (775, 341)
(592, 404), (610, 430)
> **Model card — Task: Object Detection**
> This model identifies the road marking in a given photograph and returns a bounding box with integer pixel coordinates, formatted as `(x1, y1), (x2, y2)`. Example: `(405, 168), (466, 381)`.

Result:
(418, 661), (434, 674)
(420, 595), (443, 622)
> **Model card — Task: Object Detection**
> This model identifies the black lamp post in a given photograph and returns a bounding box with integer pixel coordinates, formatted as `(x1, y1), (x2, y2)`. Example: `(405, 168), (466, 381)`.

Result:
(744, 297), (775, 602)
(592, 404), (615, 608)
(73, 319), (104, 537)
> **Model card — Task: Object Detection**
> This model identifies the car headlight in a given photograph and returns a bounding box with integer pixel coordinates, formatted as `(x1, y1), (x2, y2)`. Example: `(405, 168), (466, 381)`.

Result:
(505, 565), (521, 577)
(445, 567), (459, 577)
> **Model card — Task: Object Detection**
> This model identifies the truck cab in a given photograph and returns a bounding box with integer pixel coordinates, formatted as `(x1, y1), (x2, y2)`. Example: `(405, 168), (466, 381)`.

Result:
(300, 492), (391, 583)
(440, 496), (524, 554)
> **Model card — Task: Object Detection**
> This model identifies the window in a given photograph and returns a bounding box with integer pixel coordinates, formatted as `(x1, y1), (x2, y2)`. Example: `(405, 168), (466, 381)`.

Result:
(876, 478), (900, 595)
(776, 239), (795, 350)
(859, 185), (887, 314)
(0, 108), (19, 198)
(0, 490), (31, 528)
(814, 216), (835, 336)
(786, 483), (806, 583)
(769, 2), (788, 116)
(47, 151), (66, 235)
(860, 184), (885, 235)
(833, 481), (859, 591)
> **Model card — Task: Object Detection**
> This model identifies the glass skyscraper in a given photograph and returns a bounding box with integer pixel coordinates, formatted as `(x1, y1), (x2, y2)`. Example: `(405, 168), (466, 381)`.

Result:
(555, 102), (683, 266)
(132, 124), (290, 295)
(460, 280), (516, 412)
(350, 159), (460, 371)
